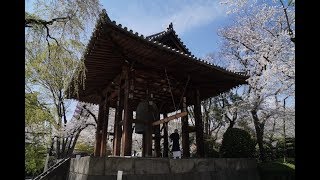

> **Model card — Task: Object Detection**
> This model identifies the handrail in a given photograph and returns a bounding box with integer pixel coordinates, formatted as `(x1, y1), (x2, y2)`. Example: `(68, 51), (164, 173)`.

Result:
(33, 157), (70, 180)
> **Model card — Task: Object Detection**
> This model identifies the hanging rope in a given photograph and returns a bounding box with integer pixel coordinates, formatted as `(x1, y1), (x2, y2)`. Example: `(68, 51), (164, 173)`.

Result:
(164, 68), (191, 130)
(164, 68), (178, 129)
(177, 75), (190, 110)
(165, 68), (177, 112)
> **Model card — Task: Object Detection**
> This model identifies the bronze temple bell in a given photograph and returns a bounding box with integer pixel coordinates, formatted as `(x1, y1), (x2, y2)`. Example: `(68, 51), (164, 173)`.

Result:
(135, 93), (160, 157)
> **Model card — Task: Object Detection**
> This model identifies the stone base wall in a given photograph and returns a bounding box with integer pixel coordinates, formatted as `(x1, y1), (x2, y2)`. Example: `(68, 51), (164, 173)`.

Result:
(68, 157), (260, 180)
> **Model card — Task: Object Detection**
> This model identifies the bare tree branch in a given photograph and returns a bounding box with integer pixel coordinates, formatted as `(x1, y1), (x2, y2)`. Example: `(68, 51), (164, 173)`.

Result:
(279, 0), (295, 43)
(82, 105), (98, 124)
(224, 36), (255, 53)
(25, 16), (70, 28)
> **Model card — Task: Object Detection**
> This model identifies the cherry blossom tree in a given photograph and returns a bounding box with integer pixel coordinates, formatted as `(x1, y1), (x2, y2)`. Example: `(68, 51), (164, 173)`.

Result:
(51, 102), (98, 158)
(25, 1), (102, 173)
(25, 0), (101, 54)
(218, 0), (295, 161)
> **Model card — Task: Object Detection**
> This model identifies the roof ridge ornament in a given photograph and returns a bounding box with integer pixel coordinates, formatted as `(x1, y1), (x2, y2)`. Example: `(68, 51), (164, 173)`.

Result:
(167, 22), (173, 31)
(101, 9), (111, 22)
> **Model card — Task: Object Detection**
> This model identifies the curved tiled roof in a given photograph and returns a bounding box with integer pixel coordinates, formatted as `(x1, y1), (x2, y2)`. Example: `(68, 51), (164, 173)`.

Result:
(146, 23), (192, 55)
(69, 9), (249, 109)
(81, 9), (248, 78)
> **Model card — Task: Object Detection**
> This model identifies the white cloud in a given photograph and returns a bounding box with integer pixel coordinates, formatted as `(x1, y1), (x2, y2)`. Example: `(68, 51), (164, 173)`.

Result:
(25, 0), (36, 12)
(107, 1), (227, 36)
(165, 1), (227, 34)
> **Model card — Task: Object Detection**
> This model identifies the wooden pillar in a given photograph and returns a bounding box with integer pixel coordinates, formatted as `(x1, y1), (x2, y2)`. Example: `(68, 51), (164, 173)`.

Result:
(154, 124), (161, 157)
(194, 89), (204, 157)
(181, 97), (190, 158)
(94, 99), (105, 156)
(144, 123), (153, 157)
(100, 101), (109, 157)
(142, 133), (146, 157)
(113, 80), (123, 156)
(121, 67), (133, 156)
(163, 113), (169, 157)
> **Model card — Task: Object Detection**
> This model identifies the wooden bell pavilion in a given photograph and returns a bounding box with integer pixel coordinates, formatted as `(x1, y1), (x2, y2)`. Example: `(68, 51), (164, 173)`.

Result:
(68, 10), (248, 158)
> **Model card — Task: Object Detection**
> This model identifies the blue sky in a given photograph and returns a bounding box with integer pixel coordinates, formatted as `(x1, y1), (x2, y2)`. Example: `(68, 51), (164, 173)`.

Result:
(102, 0), (231, 58)
(26, 0), (234, 120)
(26, 0), (233, 58)
(26, 0), (295, 121)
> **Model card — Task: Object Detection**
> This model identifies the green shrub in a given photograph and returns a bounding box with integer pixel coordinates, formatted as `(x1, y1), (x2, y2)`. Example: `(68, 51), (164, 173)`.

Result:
(204, 138), (220, 157)
(220, 128), (256, 158)
(25, 143), (47, 177)
(264, 142), (277, 161)
(275, 137), (295, 159)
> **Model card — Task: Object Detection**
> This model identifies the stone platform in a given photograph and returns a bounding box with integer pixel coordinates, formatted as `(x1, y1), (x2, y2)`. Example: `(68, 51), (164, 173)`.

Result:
(68, 156), (260, 180)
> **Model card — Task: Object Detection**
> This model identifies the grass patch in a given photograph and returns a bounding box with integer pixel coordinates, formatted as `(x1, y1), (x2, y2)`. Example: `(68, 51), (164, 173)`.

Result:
(258, 162), (295, 180)
(258, 162), (295, 172)
(283, 162), (295, 170)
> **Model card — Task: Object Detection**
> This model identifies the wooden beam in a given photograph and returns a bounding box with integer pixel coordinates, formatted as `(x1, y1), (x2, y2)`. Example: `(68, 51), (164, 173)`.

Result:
(181, 97), (190, 158)
(121, 66), (133, 156)
(152, 112), (187, 126)
(194, 89), (204, 157)
(163, 114), (169, 157)
(100, 104), (109, 157)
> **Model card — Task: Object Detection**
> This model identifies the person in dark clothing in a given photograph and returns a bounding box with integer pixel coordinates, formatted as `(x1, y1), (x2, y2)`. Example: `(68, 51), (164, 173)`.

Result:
(169, 129), (181, 159)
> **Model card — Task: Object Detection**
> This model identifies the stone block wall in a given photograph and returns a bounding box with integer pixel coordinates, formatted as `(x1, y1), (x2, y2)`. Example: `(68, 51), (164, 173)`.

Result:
(68, 157), (260, 180)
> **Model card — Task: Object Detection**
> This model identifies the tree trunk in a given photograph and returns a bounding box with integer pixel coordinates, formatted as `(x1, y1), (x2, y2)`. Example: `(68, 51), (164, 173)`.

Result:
(43, 153), (50, 172)
(70, 132), (81, 155)
(251, 109), (266, 162)
(56, 137), (61, 159)
(227, 120), (235, 130)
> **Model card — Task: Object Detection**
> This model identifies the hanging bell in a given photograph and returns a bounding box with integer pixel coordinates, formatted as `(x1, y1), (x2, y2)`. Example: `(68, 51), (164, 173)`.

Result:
(135, 100), (159, 134)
